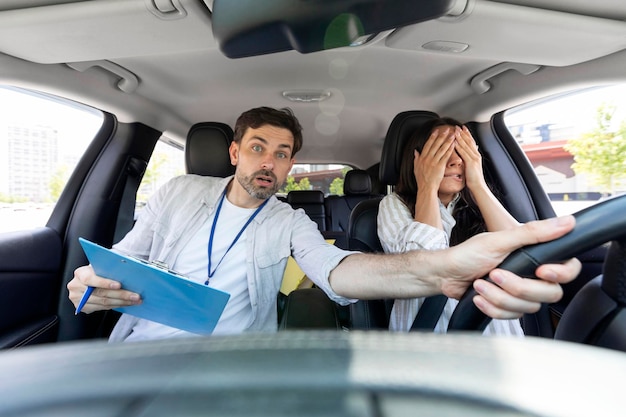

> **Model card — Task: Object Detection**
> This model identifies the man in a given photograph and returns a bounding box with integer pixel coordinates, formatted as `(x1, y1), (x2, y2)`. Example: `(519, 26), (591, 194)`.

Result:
(68, 107), (581, 342)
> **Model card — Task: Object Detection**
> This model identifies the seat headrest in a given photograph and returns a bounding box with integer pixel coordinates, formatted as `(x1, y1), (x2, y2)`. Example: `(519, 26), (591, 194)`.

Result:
(287, 190), (325, 204)
(185, 122), (236, 177)
(379, 111), (439, 186)
(344, 169), (372, 196)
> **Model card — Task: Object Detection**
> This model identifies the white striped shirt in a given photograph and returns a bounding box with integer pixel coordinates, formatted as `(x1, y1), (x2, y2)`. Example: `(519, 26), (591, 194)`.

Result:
(377, 192), (523, 336)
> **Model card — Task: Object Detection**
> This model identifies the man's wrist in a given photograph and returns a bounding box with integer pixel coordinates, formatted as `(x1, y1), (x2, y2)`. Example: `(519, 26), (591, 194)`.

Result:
(404, 249), (445, 296)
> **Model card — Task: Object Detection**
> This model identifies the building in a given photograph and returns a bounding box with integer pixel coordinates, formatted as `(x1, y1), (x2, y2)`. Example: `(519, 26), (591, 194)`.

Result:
(3, 124), (58, 203)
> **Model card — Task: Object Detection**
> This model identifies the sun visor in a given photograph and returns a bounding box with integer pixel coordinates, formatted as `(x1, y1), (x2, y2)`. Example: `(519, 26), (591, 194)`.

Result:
(0, 0), (216, 64)
(211, 0), (458, 58)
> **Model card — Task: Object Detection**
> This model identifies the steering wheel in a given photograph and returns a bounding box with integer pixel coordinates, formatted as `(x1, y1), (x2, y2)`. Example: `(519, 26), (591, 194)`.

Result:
(448, 193), (626, 331)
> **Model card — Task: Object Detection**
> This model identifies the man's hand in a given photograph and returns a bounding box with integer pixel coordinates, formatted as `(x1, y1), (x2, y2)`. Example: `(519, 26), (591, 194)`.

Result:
(440, 215), (581, 319)
(471, 258), (580, 319)
(67, 265), (142, 314)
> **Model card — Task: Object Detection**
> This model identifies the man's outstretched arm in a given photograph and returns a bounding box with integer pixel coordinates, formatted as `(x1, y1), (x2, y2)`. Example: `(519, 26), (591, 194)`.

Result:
(329, 215), (581, 319)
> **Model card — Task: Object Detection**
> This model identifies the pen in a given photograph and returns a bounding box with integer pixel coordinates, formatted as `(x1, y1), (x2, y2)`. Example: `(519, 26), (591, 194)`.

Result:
(75, 286), (94, 315)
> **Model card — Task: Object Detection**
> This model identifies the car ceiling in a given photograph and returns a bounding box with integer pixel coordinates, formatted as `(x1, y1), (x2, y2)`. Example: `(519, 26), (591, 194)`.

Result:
(0, 0), (625, 169)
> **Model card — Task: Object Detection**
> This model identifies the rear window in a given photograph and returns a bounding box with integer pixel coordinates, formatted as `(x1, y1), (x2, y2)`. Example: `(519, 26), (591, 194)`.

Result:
(279, 164), (352, 196)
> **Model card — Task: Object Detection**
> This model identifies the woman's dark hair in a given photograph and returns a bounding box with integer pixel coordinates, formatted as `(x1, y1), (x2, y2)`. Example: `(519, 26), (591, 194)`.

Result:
(233, 107), (303, 157)
(395, 117), (500, 245)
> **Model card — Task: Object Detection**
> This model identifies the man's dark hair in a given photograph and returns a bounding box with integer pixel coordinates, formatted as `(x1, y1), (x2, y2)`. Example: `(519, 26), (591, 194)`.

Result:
(233, 107), (303, 157)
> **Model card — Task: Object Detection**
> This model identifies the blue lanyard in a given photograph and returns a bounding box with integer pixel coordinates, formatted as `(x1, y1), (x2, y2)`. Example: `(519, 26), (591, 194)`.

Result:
(205, 191), (269, 285)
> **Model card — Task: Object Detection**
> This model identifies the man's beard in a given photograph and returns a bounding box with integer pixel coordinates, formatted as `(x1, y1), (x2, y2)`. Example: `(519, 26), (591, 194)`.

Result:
(236, 169), (280, 200)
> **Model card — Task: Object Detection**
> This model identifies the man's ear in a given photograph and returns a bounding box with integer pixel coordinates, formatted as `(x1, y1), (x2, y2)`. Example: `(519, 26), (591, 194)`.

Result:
(229, 141), (238, 166)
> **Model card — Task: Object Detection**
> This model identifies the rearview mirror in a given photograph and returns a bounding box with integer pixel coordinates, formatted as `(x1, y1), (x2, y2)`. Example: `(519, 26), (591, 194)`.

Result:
(211, 0), (457, 58)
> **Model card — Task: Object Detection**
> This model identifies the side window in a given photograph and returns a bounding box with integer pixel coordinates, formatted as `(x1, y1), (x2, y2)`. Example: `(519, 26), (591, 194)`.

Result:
(279, 164), (352, 197)
(0, 86), (103, 233)
(136, 138), (185, 211)
(504, 84), (626, 215)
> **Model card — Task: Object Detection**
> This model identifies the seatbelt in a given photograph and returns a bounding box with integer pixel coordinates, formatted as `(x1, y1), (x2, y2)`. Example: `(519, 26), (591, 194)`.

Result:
(113, 157), (147, 244)
(410, 294), (448, 331)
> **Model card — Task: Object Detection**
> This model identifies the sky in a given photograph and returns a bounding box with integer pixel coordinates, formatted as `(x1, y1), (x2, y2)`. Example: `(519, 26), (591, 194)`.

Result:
(0, 86), (103, 162)
(504, 84), (626, 136)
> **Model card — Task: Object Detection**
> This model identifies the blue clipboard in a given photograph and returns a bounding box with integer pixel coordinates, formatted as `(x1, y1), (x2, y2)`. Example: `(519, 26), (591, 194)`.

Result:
(79, 238), (230, 335)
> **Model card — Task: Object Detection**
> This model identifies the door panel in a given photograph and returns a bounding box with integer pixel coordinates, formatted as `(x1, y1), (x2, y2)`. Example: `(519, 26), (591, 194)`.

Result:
(0, 227), (62, 348)
(0, 110), (161, 347)
(54, 121), (161, 342)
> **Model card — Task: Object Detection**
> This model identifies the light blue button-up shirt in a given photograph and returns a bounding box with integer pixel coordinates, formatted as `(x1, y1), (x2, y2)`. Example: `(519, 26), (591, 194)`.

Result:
(109, 174), (357, 341)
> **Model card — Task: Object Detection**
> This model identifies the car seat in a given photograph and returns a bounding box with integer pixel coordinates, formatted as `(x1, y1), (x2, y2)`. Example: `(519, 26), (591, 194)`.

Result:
(185, 122), (235, 177)
(325, 169), (381, 233)
(323, 169), (382, 249)
(554, 239), (626, 351)
(347, 110), (439, 329)
(286, 190), (327, 231)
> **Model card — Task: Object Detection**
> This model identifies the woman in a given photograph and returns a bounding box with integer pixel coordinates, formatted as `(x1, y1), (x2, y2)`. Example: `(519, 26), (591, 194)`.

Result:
(377, 117), (524, 335)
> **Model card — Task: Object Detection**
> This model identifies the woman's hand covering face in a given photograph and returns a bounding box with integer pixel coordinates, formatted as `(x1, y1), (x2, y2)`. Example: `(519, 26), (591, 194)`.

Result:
(453, 126), (485, 190)
(414, 127), (455, 190)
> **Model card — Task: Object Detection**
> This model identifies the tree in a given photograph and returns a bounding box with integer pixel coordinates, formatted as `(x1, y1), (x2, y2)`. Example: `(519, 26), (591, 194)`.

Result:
(0, 193), (27, 203)
(329, 177), (344, 195)
(564, 103), (626, 196)
(49, 164), (69, 202)
(328, 167), (351, 196)
(279, 176), (311, 193)
(137, 151), (170, 202)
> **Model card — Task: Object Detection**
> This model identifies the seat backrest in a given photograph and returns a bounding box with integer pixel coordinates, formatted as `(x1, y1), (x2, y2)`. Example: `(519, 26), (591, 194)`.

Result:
(278, 288), (341, 330)
(379, 110), (439, 186)
(345, 111), (439, 330)
(366, 162), (385, 195)
(554, 239), (626, 352)
(185, 122), (235, 177)
(345, 196), (393, 329)
(325, 169), (380, 232)
(347, 111), (439, 251)
(347, 197), (384, 253)
(287, 190), (327, 231)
